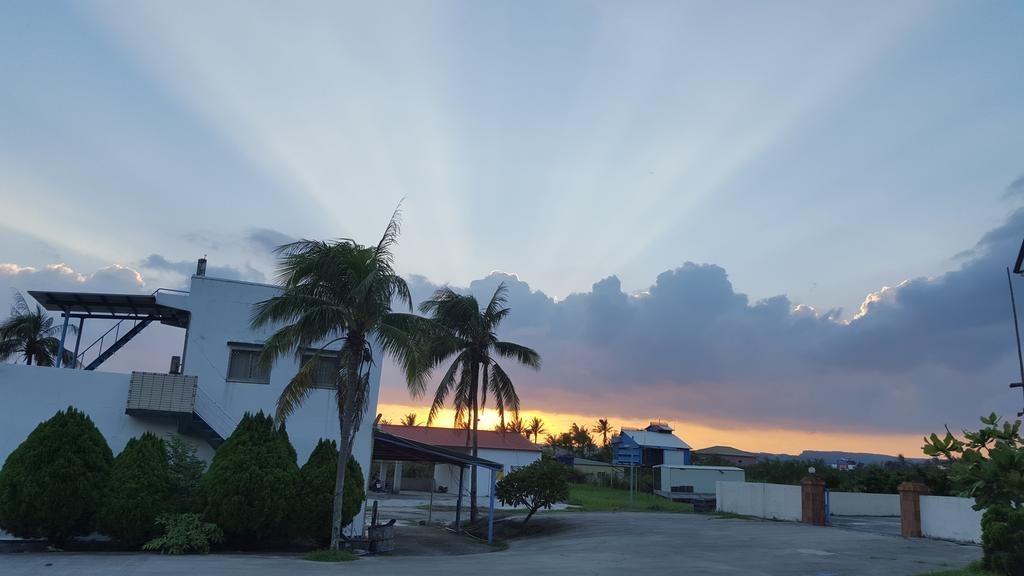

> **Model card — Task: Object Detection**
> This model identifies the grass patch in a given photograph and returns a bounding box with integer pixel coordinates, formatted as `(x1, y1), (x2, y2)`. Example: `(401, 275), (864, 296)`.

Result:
(916, 561), (997, 576)
(302, 549), (358, 562)
(565, 483), (693, 513)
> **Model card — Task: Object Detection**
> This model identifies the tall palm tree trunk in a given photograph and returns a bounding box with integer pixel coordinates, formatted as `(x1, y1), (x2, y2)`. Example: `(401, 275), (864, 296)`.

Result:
(330, 338), (365, 550)
(469, 360), (480, 524)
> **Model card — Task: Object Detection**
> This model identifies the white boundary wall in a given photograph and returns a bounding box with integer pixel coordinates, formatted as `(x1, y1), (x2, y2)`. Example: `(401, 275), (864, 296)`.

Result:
(716, 481), (801, 521)
(829, 492), (899, 516)
(921, 496), (982, 543)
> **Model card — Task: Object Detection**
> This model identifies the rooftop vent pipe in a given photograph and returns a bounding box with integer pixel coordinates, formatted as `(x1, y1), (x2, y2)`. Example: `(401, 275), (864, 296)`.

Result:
(196, 257), (207, 277)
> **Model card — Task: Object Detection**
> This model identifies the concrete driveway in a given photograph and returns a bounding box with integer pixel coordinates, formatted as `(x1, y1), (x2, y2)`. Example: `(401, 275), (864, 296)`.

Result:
(0, 512), (980, 576)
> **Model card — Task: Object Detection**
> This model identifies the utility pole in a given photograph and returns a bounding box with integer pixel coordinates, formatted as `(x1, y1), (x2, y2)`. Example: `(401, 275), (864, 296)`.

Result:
(1009, 266), (1024, 418)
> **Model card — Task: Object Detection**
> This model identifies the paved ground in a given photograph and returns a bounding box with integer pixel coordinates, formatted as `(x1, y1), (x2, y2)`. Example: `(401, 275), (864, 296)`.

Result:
(830, 515), (902, 537)
(0, 512), (980, 576)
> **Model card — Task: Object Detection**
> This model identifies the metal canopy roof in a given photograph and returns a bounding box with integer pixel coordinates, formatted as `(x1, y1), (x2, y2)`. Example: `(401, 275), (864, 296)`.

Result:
(28, 290), (190, 328)
(373, 429), (503, 470)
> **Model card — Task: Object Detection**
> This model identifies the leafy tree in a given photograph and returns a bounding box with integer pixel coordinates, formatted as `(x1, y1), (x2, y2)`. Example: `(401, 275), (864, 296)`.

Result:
(593, 418), (613, 448)
(165, 434), (206, 513)
(98, 432), (173, 545)
(495, 459), (570, 526)
(419, 283), (542, 523)
(201, 411), (298, 546)
(526, 417), (546, 444)
(0, 292), (77, 366)
(0, 406), (113, 544)
(400, 413), (419, 426)
(252, 210), (426, 550)
(495, 416), (528, 436)
(143, 513), (223, 554)
(293, 439), (365, 546)
(924, 413), (1024, 574)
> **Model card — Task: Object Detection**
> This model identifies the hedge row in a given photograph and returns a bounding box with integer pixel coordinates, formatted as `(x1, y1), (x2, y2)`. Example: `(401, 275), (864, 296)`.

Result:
(0, 407), (364, 548)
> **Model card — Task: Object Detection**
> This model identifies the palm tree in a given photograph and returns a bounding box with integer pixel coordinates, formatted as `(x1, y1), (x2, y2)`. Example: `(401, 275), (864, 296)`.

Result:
(0, 292), (77, 367)
(400, 413), (419, 426)
(570, 422), (596, 456)
(252, 210), (426, 550)
(416, 283), (541, 523)
(494, 416), (528, 436)
(593, 418), (613, 447)
(526, 416), (546, 444)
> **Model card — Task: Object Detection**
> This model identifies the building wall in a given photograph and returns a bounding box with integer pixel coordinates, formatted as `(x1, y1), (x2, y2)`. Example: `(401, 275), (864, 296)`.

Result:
(0, 363), (216, 466)
(920, 495), (983, 543)
(2, 275), (382, 536)
(657, 466), (745, 496)
(716, 481), (802, 521)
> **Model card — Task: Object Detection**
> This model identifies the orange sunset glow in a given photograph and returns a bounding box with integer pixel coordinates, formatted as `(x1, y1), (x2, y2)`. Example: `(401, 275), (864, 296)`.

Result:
(376, 403), (930, 457)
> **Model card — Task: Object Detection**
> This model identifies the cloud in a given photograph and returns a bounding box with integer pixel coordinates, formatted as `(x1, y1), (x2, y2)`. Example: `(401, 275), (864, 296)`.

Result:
(1006, 173), (1024, 199)
(384, 209), (1024, 437)
(246, 228), (295, 254)
(138, 253), (265, 286)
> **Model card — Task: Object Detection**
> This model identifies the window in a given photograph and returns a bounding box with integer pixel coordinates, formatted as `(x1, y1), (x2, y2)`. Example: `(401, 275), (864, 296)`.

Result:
(227, 347), (270, 384)
(300, 352), (341, 389)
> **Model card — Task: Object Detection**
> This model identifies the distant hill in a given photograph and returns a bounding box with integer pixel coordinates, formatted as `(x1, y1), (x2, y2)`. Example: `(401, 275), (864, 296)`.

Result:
(757, 450), (927, 465)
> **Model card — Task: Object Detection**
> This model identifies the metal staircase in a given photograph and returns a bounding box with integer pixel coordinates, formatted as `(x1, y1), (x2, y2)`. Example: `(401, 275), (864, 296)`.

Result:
(77, 317), (154, 371)
(126, 372), (236, 448)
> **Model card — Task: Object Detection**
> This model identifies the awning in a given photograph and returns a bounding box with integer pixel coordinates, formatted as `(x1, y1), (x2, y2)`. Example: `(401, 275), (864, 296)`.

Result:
(373, 429), (502, 470)
(28, 290), (190, 328)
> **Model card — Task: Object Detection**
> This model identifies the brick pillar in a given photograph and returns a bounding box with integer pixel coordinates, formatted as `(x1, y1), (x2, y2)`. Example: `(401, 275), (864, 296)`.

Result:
(898, 482), (930, 537)
(801, 476), (826, 526)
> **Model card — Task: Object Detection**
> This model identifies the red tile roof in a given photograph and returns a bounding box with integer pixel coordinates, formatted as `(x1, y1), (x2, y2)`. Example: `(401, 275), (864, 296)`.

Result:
(380, 424), (541, 452)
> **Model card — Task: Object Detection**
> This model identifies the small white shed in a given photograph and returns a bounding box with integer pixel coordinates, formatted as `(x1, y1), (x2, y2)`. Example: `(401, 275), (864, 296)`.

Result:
(654, 465), (745, 499)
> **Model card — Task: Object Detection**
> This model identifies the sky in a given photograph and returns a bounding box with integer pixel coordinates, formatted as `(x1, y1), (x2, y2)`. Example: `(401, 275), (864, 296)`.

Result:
(2, 1), (1024, 456)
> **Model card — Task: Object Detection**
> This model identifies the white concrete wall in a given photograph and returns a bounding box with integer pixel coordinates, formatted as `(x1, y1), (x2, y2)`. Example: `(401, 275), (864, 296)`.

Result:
(829, 492), (900, 516)
(716, 481), (802, 521)
(921, 496), (983, 544)
(0, 363), (215, 464)
(663, 450), (686, 465)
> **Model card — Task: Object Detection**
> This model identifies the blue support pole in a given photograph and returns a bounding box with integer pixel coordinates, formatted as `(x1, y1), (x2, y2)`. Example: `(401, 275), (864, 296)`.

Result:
(488, 467), (496, 545)
(55, 311), (70, 368)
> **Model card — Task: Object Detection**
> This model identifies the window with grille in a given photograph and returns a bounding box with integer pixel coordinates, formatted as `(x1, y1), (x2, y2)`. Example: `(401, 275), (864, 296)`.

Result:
(300, 353), (341, 389)
(226, 347), (270, 384)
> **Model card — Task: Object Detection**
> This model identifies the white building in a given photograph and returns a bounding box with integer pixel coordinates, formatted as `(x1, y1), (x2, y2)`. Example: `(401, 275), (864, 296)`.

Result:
(0, 266), (382, 535)
(377, 424), (541, 496)
(654, 464), (745, 501)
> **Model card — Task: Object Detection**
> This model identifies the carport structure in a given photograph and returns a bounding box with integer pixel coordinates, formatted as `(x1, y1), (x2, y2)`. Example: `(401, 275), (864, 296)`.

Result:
(372, 429), (503, 543)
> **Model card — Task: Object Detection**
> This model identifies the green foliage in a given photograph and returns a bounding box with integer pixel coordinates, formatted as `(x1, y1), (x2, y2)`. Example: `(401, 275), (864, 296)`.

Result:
(142, 513), (223, 554)
(916, 561), (998, 576)
(925, 414), (1024, 575)
(293, 439), (365, 545)
(98, 432), (173, 545)
(302, 548), (358, 562)
(566, 482), (693, 513)
(495, 459), (569, 525)
(201, 411), (298, 545)
(744, 458), (954, 495)
(0, 406), (113, 543)
(0, 291), (77, 366)
(165, 434), (206, 513)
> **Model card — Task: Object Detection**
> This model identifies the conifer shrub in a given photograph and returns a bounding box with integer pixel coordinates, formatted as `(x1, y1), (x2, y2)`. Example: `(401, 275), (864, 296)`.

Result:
(0, 406), (113, 544)
(293, 439), (365, 545)
(98, 432), (174, 545)
(201, 411), (298, 545)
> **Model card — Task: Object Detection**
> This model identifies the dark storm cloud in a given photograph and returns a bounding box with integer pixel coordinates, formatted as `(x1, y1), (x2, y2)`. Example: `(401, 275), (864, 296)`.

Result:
(246, 228), (296, 254)
(400, 209), (1024, 435)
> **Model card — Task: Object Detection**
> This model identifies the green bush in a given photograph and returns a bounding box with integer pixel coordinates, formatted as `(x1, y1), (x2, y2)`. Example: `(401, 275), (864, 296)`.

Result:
(143, 513), (223, 554)
(925, 414), (1024, 575)
(980, 505), (1024, 574)
(166, 434), (206, 513)
(201, 411), (298, 545)
(293, 439), (365, 546)
(0, 406), (113, 544)
(495, 459), (569, 526)
(98, 432), (174, 545)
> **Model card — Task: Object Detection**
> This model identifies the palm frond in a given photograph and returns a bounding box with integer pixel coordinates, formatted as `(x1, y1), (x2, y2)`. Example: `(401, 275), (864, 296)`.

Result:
(493, 341), (541, 369)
